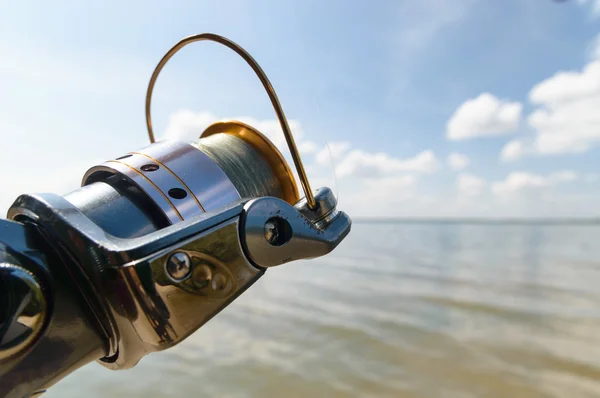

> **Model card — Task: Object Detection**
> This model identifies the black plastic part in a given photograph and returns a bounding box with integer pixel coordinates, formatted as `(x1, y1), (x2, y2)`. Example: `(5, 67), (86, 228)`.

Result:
(0, 219), (106, 398)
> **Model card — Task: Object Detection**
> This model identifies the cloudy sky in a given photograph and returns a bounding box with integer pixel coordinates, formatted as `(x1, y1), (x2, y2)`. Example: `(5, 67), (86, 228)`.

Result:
(1, 0), (599, 218)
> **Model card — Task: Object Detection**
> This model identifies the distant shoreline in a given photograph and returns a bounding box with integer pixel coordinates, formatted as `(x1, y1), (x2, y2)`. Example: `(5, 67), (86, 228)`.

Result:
(353, 218), (600, 225)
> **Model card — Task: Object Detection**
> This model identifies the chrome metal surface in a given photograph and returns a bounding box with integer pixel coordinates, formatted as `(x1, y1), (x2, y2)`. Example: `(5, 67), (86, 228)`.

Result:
(7, 188), (350, 372)
(144, 33), (317, 210)
(241, 194), (352, 268)
(64, 180), (168, 239)
(5, 135), (351, 395)
(82, 140), (241, 225)
(104, 218), (263, 369)
(8, 193), (246, 271)
(83, 159), (184, 224)
(8, 193), (254, 369)
(0, 263), (47, 360)
(165, 252), (191, 281)
(132, 140), (241, 212)
(295, 187), (339, 228)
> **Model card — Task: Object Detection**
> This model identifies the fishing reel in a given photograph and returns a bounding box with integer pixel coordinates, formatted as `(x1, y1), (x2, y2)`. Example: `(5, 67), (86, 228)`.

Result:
(0, 34), (351, 398)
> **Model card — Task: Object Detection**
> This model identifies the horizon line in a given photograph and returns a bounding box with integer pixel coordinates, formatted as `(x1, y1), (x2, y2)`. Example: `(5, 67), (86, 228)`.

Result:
(352, 217), (600, 225)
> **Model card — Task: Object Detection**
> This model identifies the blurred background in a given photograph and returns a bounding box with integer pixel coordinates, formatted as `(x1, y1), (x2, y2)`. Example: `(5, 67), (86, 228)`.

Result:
(1, 1), (600, 397)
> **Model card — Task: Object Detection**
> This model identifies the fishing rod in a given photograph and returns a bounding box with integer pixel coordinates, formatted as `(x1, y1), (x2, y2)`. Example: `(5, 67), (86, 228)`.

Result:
(0, 33), (351, 398)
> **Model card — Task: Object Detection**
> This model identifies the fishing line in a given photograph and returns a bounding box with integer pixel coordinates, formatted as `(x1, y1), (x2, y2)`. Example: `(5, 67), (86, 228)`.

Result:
(194, 133), (283, 200)
(310, 91), (339, 204)
(326, 142), (340, 204)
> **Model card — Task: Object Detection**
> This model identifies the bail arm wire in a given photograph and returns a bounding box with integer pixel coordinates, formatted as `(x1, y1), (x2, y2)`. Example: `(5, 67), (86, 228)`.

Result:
(144, 33), (317, 210)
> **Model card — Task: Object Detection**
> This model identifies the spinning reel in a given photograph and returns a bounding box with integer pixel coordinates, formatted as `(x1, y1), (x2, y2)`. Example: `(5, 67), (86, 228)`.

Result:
(0, 34), (351, 398)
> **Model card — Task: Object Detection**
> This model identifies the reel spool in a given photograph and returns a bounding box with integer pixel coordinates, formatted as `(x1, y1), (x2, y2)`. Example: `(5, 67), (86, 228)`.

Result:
(76, 120), (299, 238)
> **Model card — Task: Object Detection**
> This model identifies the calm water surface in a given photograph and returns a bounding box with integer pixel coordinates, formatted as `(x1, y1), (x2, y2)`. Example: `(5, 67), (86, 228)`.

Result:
(47, 223), (600, 397)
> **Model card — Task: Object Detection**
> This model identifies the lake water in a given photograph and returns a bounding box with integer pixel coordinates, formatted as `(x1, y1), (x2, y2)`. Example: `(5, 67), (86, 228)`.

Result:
(46, 223), (600, 397)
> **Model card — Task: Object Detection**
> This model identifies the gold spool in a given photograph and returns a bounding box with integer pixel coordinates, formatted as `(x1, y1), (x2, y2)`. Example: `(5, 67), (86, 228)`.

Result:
(201, 121), (300, 205)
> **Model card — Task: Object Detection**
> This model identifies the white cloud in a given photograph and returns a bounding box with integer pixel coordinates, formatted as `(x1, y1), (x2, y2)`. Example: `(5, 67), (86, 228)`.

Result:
(298, 141), (318, 155)
(457, 173), (485, 197)
(335, 149), (439, 178)
(530, 61), (600, 106)
(500, 139), (527, 161)
(447, 152), (470, 171)
(315, 142), (351, 166)
(551, 170), (578, 183)
(0, 159), (102, 215)
(338, 175), (421, 217)
(364, 175), (417, 193)
(497, 58), (600, 160)
(164, 110), (319, 157)
(163, 109), (439, 184)
(525, 61), (600, 155)
(163, 110), (438, 192)
(492, 171), (577, 196)
(164, 110), (218, 141)
(2, 5), (599, 221)
(446, 93), (523, 140)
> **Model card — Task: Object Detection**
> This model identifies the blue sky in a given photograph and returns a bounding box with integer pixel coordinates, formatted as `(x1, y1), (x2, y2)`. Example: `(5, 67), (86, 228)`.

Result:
(1, 0), (599, 218)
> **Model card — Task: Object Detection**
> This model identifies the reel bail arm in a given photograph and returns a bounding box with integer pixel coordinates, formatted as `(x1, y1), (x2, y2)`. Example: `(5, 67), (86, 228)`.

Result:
(145, 33), (318, 211)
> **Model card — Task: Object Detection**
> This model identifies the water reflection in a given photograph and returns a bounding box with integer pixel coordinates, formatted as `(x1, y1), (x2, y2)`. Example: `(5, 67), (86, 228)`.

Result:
(48, 223), (600, 398)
